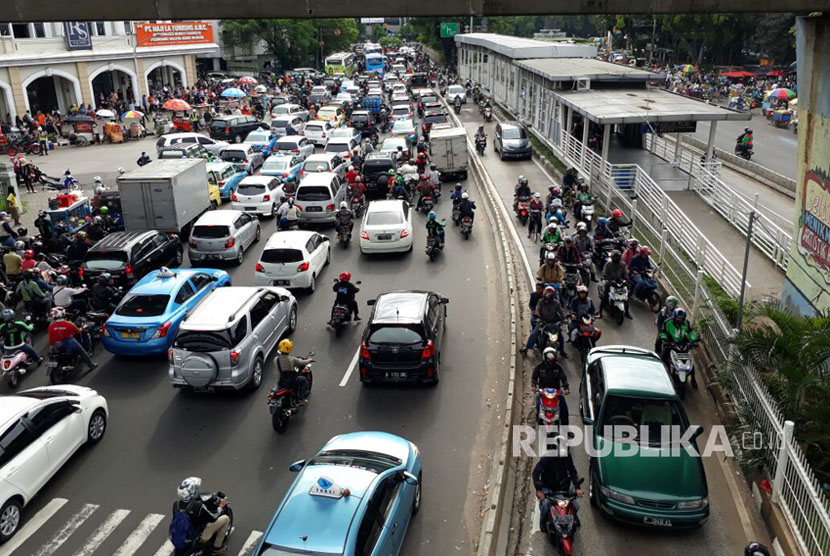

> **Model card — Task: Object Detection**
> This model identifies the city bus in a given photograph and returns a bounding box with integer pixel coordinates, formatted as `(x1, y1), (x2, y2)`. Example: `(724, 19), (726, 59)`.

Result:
(365, 53), (386, 76)
(324, 52), (355, 76)
(364, 43), (382, 55)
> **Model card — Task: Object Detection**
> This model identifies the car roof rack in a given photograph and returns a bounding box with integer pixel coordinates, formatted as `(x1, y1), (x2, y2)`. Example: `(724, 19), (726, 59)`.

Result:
(591, 345), (657, 357)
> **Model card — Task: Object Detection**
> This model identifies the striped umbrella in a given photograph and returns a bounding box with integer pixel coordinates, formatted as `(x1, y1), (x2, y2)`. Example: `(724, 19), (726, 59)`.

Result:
(162, 98), (192, 111)
(765, 88), (796, 101)
(238, 76), (258, 85)
(678, 64), (696, 73)
(120, 110), (145, 120)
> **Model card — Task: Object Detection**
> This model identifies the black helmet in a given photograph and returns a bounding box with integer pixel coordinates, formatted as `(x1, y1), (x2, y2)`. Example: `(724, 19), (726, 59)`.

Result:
(22, 270), (34, 280)
(519, 176), (528, 186)
(611, 250), (622, 262)
(97, 273), (111, 286)
(55, 275), (69, 286)
(745, 127), (753, 134)
(744, 543), (770, 556)
(17, 227), (27, 237)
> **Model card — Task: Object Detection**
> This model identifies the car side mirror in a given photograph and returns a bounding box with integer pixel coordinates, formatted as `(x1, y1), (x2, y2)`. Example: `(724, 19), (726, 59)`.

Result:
(367, 299), (376, 306)
(400, 471), (419, 485)
(288, 459), (306, 472)
(582, 415), (594, 426)
(440, 297), (449, 304)
(279, 295), (291, 303)
(321, 236), (330, 242)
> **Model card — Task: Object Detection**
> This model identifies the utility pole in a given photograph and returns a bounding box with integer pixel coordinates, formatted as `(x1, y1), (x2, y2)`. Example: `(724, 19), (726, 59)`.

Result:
(735, 210), (755, 331)
(648, 17), (656, 66)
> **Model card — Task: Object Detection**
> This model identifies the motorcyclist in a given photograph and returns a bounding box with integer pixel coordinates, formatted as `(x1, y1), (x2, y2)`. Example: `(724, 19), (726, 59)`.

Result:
(527, 192), (544, 235)
(568, 285), (597, 342)
(391, 177), (410, 201)
(514, 176), (531, 210)
(47, 307), (96, 371)
(744, 543), (770, 556)
(67, 232), (91, 261)
(453, 95), (462, 112)
(521, 286), (566, 357)
(425, 211), (446, 248)
(98, 206), (117, 232)
(458, 192), (476, 221)
(573, 182), (594, 221)
(20, 249), (37, 272)
(654, 295), (679, 352)
(52, 275), (89, 313)
(592, 217), (613, 243)
(537, 251), (565, 287)
(450, 183), (464, 206)
(628, 246), (654, 299)
(334, 201), (354, 237)
(427, 164), (441, 191)
(736, 127), (753, 153)
(348, 177), (366, 208)
(91, 273), (119, 313)
(659, 308), (698, 387)
(622, 238), (639, 268)
(557, 236), (581, 266)
(282, 175), (297, 197)
(0, 212), (18, 248)
(532, 436), (583, 530)
(599, 250), (632, 319)
(34, 210), (52, 241)
(416, 174), (437, 210)
(545, 185), (561, 210)
(531, 347), (570, 425)
(86, 216), (107, 242)
(415, 152), (427, 175)
(173, 477), (230, 556)
(330, 271), (361, 323)
(608, 208), (632, 235)
(137, 151), (151, 166)
(345, 165), (359, 185)
(474, 125), (487, 149)
(16, 270), (51, 315)
(0, 309), (42, 365)
(279, 197), (300, 230)
(573, 222), (595, 278)
(275, 339), (312, 405)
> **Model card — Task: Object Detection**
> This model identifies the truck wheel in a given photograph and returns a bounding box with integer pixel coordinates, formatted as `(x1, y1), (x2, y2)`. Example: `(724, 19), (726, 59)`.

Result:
(175, 248), (183, 266)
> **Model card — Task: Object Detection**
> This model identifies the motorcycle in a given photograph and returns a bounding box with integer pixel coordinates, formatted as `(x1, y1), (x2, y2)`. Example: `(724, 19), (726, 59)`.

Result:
(336, 223), (352, 247)
(178, 493), (234, 556)
(426, 235), (443, 262)
(1, 335), (40, 388)
(579, 252), (593, 285)
(735, 140), (753, 161)
(460, 215), (473, 240)
(534, 320), (562, 353)
(536, 387), (563, 427)
(419, 194), (435, 215)
(453, 101), (462, 114)
(606, 280), (629, 325)
(350, 195), (365, 218)
(268, 354), (314, 433)
(562, 264), (581, 303)
(475, 136), (486, 156)
(47, 323), (96, 384)
(516, 196), (530, 226)
(451, 204), (461, 226)
(541, 479), (584, 555)
(667, 340), (698, 400)
(579, 200), (595, 229)
(483, 106), (492, 122)
(630, 268), (662, 313)
(571, 313), (599, 365)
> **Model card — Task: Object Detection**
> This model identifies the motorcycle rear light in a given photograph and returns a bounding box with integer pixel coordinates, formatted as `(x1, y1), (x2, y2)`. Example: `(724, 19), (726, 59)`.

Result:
(232, 193), (238, 201)
(421, 340), (434, 360)
(125, 265), (133, 277)
(168, 349), (174, 364)
(297, 261), (309, 272)
(78, 267), (84, 277)
(102, 323), (109, 337)
(225, 237), (235, 248)
(400, 229), (409, 238)
(230, 349), (240, 366)
(360, 342), (370, 359)
(255, 263), (264, 272)
(3, 360), (9, 369)
(188, 238), (197, 248)
(361, 230), (369, 240)
(152, 320), (172, 339)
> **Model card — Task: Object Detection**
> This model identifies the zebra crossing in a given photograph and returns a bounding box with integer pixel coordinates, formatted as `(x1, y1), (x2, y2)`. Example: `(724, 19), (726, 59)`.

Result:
(0, 498), (263, 556)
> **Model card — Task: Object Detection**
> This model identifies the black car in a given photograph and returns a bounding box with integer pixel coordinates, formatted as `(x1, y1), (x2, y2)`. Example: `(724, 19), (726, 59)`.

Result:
(209, 115), (268, 143)
(350, 110), (373, 135)
(81, 231), (183, 288)
(361, 152), (397, 197)
(359, 291), (449, 385)
(494, 120), (533, 161)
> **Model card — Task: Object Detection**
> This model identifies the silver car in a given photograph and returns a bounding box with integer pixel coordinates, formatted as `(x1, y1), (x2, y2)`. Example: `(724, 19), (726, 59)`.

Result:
(188, 209), (261, 265)
(169, 286), (298, 391)
(295, 172), (347, 225)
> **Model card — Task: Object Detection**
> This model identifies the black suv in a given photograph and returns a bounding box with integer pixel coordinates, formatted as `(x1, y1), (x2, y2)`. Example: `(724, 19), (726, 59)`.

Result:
(81, 231), (183, 287)
(209, 115), (268, 143)
(361, 152), (397, 197)
(359, 291), (449, 385)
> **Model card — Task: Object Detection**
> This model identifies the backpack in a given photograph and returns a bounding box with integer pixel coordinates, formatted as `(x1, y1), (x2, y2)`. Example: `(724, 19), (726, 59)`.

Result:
(169, 507), (196, 550)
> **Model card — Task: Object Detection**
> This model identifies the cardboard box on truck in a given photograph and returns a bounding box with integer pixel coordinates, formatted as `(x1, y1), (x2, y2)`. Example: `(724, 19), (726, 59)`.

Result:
(429, 127), (468, 180)
(116, 159), (210, 234)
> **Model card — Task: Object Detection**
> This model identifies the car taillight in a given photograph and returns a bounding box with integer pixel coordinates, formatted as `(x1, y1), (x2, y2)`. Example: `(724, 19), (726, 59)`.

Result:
(244, 159), (250, 163)
(232, 193), (238, 201)
(297, 261), (309, 272)
(255, 262), (264, 272)
(321, 132), (326, 138)
(125, 265), (133, 277)
(102, 323), (109, 337)
(263, 194), (270, 202)
(152, 320), (172, 339)
(300, 170), (304, 176)
(225, 127), (230, 134)
(218, 180), (226, 188)
(326, 204), (335, 212)
(230, 349), (240, 366)
(78, 267), (84, 278)
(189, 238), (197, 248)
(400, 229), (409, 238)
(225, 237), (235, 248)
(282, 173), (288, 178)
(421, 340), (434, 360)
(292, 150), (299, 154)
(360, 342), (370, 359)
(361, 230), (369, 240)
(168, 349), (174, 364)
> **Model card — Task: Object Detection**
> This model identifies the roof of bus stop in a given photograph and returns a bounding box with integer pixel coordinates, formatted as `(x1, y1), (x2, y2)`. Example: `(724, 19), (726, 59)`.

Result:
(555, 88), (753, 124)
(516, 57), (658, 82)
(454, 33), (596, 59)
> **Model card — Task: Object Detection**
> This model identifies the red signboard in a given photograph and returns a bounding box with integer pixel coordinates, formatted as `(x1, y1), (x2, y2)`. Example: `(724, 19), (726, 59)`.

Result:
(135, 22), (214, 48)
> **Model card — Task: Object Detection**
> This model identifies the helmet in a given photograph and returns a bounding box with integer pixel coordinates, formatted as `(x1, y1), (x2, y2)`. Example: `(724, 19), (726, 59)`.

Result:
(533, 192), (541, 199)
(542, 347), (557, 361)
(387, 169), (396, 175)
(545, 251), (557, 261)
(77, 231), (87, 239)
(339, 271), (352, 282)
(597, 217), (609, 225)
(355, 175), (362, 182)
(673, 308), (687, 321)
(0, 212), (7, 219)
(546, 222), (558, 233)
(518, 176), (528, 186)
(287, 198), (295, 206)
(14, 241), (24, 251)
(665, 295), (679, 308)
(97, 273), (111, 286)
(543, 286), (556, 297)
(17, 227), (27, 237)
(612, 209), (623, 218)
(576, 222), (587, 232)
(50, 307), (66, 321)
(745, 127), (752, 134)
(0, 309), (15, 323)
(55, 275), (69, 286)
(38, 210), (46, 217)
(430, 164), (436, 170)
(418, 152), (425, 159)
(461, 192), (469, 200)
(348, 165), (354, 171)
(23, 250), (33, 260)
(100, 206), (109, 214)
(454, 183), (462, 191)
(428, 211), (437, 220)
(744, 543), (770, 556)
(548, 185), (555, 191)
(552, 198), (563, 208)
(639, 246), (652, 256)
(278, 339), (294, 354)
(420, 174), (428, 181)
(94, 176), (102, 184)
(93, 216), (103, 224)
(564, 235), (573, 244)
(548, 435), (569, 457)
(611, 250), (622, 262)
(627, 238), (639, 248)
(576, 285), (588, 294)
(339, 201), (348, 210)
(177, 477), (202, 502)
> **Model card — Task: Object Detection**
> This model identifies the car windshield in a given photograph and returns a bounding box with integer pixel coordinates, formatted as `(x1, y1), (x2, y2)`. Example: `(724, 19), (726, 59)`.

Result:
(366, 211), (403, 226)
(237, 183), (266, 195)
(84, 251), (128, 270)
(263, 159), (289, 171)
(116, 294), (170, 317)
(600, 395), (685, 445)
(502, 127), (527, 140)
(425, 114), (447, 124)
(392, 121), (412, 133)
(174, 330), (233, 351)
(276, 142), (299, 151)
(260, 248), (303, 263)
(296, 186), (331, 201)
(368, 324), (424, 344)
(381, 139), (404, 151)
(192, 225), (230, 239)
(303, 160), (330, 173)
(325, 142), (349, 153)
(448, 86), (464, 94)
(246, 131), (269, 142)
(221, 150), (247, 162)
(309, 449), (401, 473)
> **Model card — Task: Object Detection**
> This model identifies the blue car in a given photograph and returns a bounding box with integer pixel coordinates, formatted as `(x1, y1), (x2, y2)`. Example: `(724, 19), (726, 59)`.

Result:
(102, 268), (231, 356)
(206, 162), (248, 201)
(260, 154), (303, 183)
(244, 129), (280, 156)
(255, 432), (422, 556)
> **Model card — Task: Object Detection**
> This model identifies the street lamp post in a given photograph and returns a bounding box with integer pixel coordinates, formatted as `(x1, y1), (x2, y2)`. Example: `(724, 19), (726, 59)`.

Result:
(735, 210), (756, 330)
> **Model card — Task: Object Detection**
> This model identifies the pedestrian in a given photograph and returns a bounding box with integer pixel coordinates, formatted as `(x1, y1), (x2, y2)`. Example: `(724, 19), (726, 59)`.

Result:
(19, 158), (35, 193)
(6, 190), (21, 225)
(38, 128), (49, 156)
(191, 110), (200, 132)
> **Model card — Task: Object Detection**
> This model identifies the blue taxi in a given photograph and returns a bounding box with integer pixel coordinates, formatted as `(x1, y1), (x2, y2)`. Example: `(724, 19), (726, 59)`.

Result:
(206, 161), (248, 201)
(260, 154), (303, 183)
(244, 129), (280, 156)
(255, 432), (422, 556)
(102, 267), (231, 356)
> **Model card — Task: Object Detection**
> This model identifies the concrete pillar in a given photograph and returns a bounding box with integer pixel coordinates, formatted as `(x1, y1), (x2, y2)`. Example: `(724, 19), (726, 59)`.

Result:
(566, 105), (573, 137)
(581, 115), (590, 167)
(7, 67), (27, 119)
(602, 123), (611, 162)
(76, 62), (93, 108)
(705, 121), (717, 163)
(184, 55), (197, 89)
(674, 132), (683, 163)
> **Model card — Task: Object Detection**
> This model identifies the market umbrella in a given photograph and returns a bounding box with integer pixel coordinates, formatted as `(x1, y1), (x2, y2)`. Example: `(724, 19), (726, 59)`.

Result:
(254, 84), (267, 93)
(238, 76), (258, 85)
(95, 109), (116, 119)
(64, 114), (94, 122)
(721, 70), (755, 78)
(677, 64), (695, 73)
(765, 70), (786, 77)
(220, 88), (247, 99)
(789, 98), (798, 107)
(765, 88), (796, 101)
(162, 98), (192, 111)
(120, 110), (145, 120)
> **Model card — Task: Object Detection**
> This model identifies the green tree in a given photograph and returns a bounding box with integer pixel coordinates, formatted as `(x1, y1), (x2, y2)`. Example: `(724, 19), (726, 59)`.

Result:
(747, 13), (797, 64)
(371, 24), (387, 41)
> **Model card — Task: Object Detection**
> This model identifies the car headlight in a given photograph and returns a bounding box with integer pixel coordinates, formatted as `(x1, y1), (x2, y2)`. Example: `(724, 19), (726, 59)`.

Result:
(599, 485), (636, 505)
(677, 498), (708, 510)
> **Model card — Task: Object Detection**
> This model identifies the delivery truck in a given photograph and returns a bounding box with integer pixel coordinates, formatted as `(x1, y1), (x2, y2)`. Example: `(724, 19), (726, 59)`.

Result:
(116, 159), (210, 235)
(429, 127), (468, 180)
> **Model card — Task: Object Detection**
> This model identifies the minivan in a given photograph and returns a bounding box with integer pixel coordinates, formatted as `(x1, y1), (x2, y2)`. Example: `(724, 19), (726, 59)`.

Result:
(361, 152), (397, 196)
(188, 209), (261, 265)
(231, 176), (284, 217)
(294, 172), (346, 225)
(303, 120), (334, 147)
(301, 153), (347, 180)
(270, 115), (304, 137)
(495, 120), (533, 161)
(169, 286), (298, 391)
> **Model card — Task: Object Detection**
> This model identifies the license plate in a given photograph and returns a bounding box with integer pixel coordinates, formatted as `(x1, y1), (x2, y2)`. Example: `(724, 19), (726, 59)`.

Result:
(273, 280), (290, 286)
(244, 207), (256, 211)
(121, 332), (140, 340)
(209, 254), (223, 260)
(47, 361), (58, 368)
(306, 206), (322, 212)
(377, 234), (392, 241)
(643, 516), (672, 527)
(384, 372), (407, 380)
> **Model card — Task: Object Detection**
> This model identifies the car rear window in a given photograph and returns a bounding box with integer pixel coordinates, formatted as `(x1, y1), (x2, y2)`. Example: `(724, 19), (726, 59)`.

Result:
(271, 120), (289, 128)
(276, 141), (299, 150)
(421, 95), (438, 104)
(368, 324), (424, 344)
(116, 295), (170, 317)
(237, 183), (266, 195)
(303, 161), (330, 173)
(305, 123), (324, 131)
(192, 225), (230, 239)
(600, 395), (685, 444)
(364, 159), (393, 170)
(261, 249), (303, 263)
(392, 107), (410, 115)
(84, 251), (128, 270)
(366, 211), (403, 226)
(221, 150), (247, 162)
(424, 114), (447, 124)
(210, 120), (230, 129)
(296, 186), (332, 201)
(325, 143), (349, 153)
(263, 159), (289, 171)
(174, 330), (233, 351)
(159, 150), (185, 159)
(351, 114), (369, 123)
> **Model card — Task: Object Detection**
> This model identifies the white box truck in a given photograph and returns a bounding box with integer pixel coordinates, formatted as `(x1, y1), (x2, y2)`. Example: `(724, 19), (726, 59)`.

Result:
(117, 159), (210, 235)
(429, 127), (468, 180)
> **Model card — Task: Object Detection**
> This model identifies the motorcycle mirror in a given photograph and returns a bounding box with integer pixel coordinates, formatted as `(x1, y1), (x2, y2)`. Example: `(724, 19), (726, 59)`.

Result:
(355, 280), (362, 285)
(367, 299), (376, 306)
(288, 459), (306, 472)
(440, 297), (449, 304)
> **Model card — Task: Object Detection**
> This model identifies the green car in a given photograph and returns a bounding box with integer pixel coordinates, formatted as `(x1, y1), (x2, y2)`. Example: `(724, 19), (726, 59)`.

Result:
(579, 345), (709, 528)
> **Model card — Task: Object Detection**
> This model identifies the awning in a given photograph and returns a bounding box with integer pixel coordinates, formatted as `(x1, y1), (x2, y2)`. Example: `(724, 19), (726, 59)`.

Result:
(720, 71), (755, 78)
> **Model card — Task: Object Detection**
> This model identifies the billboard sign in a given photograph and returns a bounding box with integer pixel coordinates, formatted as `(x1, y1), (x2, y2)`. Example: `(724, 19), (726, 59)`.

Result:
(135, 22), (214, 48)
(64, 22), (93, 51)
(440, 22), (459, 38)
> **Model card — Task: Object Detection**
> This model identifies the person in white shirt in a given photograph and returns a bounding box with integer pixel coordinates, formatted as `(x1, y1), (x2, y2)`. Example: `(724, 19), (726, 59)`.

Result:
(52, 275), (88, 313)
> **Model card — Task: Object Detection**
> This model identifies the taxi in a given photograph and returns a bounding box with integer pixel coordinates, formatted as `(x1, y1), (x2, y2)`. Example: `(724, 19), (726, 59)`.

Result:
(255, 432), (422, 555)
(206, 161), (248, 201)
(317, 105), (345, 127)
(101, 267), (231, 356)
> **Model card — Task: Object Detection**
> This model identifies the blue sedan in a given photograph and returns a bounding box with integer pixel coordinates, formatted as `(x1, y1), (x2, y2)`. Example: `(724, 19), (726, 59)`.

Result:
(255, 432), (422, 556)
(102, 268), (231, 356)
(259, 154), (303, 183)
(207, 162), (248, 201)
(244, 129), (280, 156)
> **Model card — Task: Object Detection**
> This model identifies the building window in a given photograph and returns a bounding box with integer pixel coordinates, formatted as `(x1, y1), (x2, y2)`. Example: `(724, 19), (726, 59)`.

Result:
(32, 22), (45, 38)
(0, 24), (10, 36)
(92, 22), (106, 36)
(123, 21), (132, 34)
(11, 23), (30, 38)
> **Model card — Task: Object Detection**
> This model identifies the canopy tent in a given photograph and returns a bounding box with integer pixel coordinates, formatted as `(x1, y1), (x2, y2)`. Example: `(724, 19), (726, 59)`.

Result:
(720, 71), (755, 78)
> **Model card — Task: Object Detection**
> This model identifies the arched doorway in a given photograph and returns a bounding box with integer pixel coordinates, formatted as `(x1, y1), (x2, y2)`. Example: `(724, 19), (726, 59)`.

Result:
(25, 74), (80, 114)
(0, 81), (14, 122)
(91, 68), (136, 108)
(146, 64), (185, 94)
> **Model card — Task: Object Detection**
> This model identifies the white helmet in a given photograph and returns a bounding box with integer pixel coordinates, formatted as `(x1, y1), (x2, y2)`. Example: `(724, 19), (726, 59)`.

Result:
(548, 435), (569, 457)
(552, 198), (563, 208)
(93, 176), (103, 184)
(177, 477), (202, 502)
(533, 192), (541, 199)
(348, 165), (354, 171)
(117, 167), (126, 175)
(49, 307), (66, 322)
(542, 347), (556, 361)
(95, 185), (106, 195)
(546, 222), (558, 233)
(576, 222), (588, 232)
(340, 201), (348, 209)
(461, 192), (468, 199)
(545, 251), (557, 261)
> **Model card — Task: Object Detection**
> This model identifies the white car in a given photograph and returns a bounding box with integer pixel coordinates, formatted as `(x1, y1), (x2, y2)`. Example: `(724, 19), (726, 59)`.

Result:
(255, 230), (331, 292)
(155, 132), (229, 157)
(231, 175), (284, 217)
(275, 135), (315, 161)
(367, 87), (384, 98)
(446, 84), (466, 104)
(380, 136), (409, 158)
(324, 136), (359, 161)
(334, 92), (353, 105)
(391, 104), (413, 121)
(220, 144), (265, 174)
(304, 120), (334, 147)
(328, 127), (361, 144)
(0, 385), (108, 543)
(360, 199), (414, 254)
(391, 83), (408, 96)
(270, 103), (309, 122)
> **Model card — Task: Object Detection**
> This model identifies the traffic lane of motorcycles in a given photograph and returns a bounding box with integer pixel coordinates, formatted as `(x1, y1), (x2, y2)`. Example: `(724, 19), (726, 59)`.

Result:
(456, 109), (752, 555)
(0, 169), (509, 555)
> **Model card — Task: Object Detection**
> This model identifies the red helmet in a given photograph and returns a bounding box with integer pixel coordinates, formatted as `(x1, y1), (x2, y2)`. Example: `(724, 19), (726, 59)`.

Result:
(418, 152), (425, 159)
(420, 174), (428, 180)
(612, 209), (623, 218)
(339, 271), (352, 282)
(23, 250), (34, 260)
(639, 246), (652, 256)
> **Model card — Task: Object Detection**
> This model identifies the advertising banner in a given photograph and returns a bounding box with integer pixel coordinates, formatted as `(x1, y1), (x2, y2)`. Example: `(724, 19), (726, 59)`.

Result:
(135, 22), (213, 48)
(64, 22), (93, 51)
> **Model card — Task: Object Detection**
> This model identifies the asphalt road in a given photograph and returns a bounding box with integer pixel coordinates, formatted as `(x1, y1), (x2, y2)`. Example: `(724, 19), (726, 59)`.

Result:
(0, 125), (510, 555)
(456, 107), (767, 556)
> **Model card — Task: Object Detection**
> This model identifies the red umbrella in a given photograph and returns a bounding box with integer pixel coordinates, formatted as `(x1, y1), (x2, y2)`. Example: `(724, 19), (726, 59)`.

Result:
(162, 98), (192, 111)
(765, 70), (786, 77)
(721, 71), (755, 78)
(238, 76), (258, 85)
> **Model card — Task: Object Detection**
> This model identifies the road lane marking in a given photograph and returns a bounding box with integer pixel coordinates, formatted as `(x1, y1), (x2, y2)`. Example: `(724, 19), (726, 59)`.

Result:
(338, 347), (361, 387)
(113, 513), (165, 556)
(237, 530), (264, 555)
(33, 503), (99, 556)
(75, 509), (131, 556)
(151, 540), (174, 556)
(0, 498), (67, 556)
